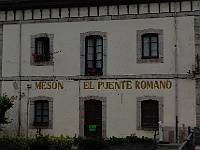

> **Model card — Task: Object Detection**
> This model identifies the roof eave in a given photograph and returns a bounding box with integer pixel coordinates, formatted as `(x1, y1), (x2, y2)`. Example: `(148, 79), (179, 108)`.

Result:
(0, 0), (188, 11)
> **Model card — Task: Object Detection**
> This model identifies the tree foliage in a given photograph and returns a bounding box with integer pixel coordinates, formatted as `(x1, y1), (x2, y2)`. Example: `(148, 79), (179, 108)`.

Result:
(0, 93), (14, 124)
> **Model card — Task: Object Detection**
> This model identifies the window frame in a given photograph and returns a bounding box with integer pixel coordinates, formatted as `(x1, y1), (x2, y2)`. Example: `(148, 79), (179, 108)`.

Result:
(80, 31), (107, 76)
(85, 35), (103, 76)
(137, 29), (163, 63)
(34, 100), (49, 126)
(137, 96), (163, 131)
(34, 37), (50, 62)
(30, 33), (54, 66)
(29, 96), (53, 129)
(142, 33), (159, 59)
(141, 100), (159, 128)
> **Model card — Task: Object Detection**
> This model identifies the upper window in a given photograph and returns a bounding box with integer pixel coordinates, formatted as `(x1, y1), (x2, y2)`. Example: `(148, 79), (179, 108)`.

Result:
(80, 31), (107, 76)
(137, 29), (163, 63)
(142, 34), (158, 58)
(34, 100), (49, 126)
(85, 36), (103, 76)
(30, 33), (54, 66)
(141, 100), (158, 128)
(34, 37), (50, 62)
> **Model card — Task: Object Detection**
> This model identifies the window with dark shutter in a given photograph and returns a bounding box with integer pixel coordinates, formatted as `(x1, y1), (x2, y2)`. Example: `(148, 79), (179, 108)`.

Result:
(141, 100), (158, 128)
(85, 36), (103, 76)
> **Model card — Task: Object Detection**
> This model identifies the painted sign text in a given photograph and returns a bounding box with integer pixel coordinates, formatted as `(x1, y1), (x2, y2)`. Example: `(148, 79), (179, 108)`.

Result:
(83, 80), (172, 90)
(35, 81), (64, 90)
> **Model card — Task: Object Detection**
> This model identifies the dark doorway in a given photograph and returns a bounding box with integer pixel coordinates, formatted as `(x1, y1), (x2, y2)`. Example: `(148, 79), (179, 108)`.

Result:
(84, 100), (102, 137)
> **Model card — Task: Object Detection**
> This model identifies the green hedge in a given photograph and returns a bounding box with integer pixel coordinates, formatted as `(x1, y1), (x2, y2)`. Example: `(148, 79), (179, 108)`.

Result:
(0, 135), (74, 150)
(0, 134), (153, 150)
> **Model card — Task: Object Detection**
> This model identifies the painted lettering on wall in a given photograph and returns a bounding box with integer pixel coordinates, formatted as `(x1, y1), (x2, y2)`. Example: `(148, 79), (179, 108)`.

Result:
(35, 81), (64, 90)
(84, 81), (132, 89)
(135, 80), (172, 89)
(83, 80), (172, 90)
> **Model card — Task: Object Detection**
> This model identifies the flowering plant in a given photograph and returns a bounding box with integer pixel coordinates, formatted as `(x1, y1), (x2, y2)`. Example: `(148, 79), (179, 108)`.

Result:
(32, 52), (50, 62)
(87, 68), (103, 76)
(88, 68), (97, 73)
(32, 52), (37, 60)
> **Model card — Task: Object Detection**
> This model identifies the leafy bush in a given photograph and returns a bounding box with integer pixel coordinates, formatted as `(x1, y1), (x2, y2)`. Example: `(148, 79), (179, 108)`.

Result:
(126, 135), (153, 143)
(0, 134), (153, 150)
(75, 137), (107, 150)
(0, 93), (14, 124)
(0, 136), (31, 150)
(0, 135), (73, 150)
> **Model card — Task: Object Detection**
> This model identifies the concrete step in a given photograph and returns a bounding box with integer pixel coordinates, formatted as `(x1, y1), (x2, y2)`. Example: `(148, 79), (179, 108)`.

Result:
(157, 143), (181, 150)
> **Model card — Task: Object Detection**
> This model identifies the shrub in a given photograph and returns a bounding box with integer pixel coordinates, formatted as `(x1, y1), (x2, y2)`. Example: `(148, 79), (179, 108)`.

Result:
(0, 134), (153, 150)
(0, 93), (14, 125)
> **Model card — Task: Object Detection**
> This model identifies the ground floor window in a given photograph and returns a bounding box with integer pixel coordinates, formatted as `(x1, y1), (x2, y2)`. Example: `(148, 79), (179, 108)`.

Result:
(34, 100), (49, 126)
(137, 96), (163, 130)
(141, 100), (158, 128)
(29, 96), (53, 129)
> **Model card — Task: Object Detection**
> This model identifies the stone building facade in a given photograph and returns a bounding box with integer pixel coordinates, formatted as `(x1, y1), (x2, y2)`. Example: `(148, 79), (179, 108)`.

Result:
(0, 0), (199, 143)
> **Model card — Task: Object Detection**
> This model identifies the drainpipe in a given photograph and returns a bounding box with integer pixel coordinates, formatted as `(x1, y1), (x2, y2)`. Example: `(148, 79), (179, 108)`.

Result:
(18, 11), (22, 136)
(174, 2), (179, 143)
(26, 85), (31, 137)
(78, 79), (81, 136)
